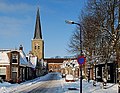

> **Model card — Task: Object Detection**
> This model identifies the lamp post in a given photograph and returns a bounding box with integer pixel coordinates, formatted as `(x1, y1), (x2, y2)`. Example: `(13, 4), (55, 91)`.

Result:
(65, 20), (83, 93)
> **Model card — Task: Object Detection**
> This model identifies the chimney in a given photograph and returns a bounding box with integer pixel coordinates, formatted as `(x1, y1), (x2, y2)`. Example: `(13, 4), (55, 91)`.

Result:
(19, 45), (23, 51)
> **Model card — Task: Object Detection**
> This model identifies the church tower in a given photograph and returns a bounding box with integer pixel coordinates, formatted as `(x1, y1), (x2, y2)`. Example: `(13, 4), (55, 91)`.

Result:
(32, 8), (44, 59)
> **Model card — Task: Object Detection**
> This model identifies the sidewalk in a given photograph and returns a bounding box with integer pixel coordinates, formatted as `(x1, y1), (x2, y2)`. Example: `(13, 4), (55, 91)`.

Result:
(62, 79), (118, 93)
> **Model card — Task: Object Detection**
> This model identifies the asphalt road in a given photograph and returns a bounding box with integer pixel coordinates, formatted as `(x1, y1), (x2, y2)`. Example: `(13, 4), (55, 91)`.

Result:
(19, 73), (63, 93)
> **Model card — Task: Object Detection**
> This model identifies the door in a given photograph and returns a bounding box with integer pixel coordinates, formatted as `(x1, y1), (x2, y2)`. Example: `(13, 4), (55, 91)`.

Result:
(12, 72), (17, 82)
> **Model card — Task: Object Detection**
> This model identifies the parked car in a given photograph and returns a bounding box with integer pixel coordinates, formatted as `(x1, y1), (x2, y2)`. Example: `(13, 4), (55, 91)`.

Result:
(65, 74), (75, 82)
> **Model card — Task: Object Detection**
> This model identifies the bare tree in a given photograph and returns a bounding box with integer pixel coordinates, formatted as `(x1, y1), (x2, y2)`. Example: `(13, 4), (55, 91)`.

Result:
(68, 0), (120, 86)
(68, 28), (80, 55)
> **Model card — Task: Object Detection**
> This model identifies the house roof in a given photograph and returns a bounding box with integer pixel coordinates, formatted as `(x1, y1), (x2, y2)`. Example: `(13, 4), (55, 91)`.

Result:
(44, 58), (76, 63)
(62, 59), (79, 68)
(19, 50), (29, 67)
(0, 51), (10, 65)
(0, 49), (34, 67)
(29, 56), (37, 68)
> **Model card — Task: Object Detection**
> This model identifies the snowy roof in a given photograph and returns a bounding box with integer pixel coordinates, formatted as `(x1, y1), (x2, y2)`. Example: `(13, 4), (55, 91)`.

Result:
(29, 56), (38, 68)
(0, 49), (34, 67)
(0, 51), (10, 65)
(19, 50), (29, 67)
(61, 60), (79, 68)
(19, 50), (35, 68)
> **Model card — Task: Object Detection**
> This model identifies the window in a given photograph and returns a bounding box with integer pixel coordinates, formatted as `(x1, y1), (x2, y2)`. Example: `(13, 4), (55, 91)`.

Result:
(54, 66), (56, 69)
(0, 67), (6, 75)
(38, 46), (40, 49)
(12, 67), (18, 81)
(108, 66), (111, 80)
(49, 66), (52, 69)
(12, 67), (18, 72)
(12, 54), (18, 63)
(35, 46), (37, 49)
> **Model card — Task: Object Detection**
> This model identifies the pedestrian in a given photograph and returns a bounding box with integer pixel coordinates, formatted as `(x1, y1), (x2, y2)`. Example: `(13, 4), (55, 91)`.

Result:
(102, 78), (107, 86)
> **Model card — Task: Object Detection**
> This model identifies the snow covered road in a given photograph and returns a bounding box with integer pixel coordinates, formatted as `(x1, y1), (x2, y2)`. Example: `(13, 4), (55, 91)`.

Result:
(0, 72), (118, 93)
(22, 73), (63, 93)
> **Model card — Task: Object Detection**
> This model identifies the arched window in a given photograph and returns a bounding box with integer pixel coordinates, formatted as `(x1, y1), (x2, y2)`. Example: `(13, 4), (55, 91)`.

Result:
(35, 46), (36, 49)
(38, 46), (40, 49)
(54, 66), (56, 69)
(49, 66), (52, 69)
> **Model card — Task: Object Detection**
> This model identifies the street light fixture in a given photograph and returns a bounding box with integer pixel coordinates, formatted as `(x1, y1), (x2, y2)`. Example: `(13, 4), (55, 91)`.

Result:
(65, 20), (80, 26)
(65, 20), (83, 93)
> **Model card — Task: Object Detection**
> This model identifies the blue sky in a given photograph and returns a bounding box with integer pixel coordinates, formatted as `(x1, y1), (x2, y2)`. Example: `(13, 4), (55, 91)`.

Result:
(0, 0), (87, 58)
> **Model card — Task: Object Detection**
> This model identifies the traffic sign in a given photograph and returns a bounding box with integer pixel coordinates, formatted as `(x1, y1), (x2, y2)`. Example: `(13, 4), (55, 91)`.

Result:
(77, 56), (86, 65)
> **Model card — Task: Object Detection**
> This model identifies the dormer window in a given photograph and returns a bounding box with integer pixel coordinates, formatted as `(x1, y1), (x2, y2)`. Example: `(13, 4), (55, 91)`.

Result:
(12, 54), (18, 63)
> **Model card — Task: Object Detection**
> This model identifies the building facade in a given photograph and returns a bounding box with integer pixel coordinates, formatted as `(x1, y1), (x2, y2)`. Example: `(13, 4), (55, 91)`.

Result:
(0, 46), (34, 83)
(44, 58), (64, 72)
(95, 62), (118, 83)
(44, 58), (85, 79)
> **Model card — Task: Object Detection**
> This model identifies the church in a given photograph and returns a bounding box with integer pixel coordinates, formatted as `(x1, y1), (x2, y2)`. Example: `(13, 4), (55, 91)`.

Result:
(31, 8), (44, 60)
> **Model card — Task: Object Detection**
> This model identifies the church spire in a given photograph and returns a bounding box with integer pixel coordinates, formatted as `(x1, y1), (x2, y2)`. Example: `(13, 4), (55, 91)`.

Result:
(33, 8), (42, 39)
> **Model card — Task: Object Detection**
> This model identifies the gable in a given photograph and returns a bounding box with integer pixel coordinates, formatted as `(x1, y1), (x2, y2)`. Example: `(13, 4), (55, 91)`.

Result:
(0, 52), (10, 65)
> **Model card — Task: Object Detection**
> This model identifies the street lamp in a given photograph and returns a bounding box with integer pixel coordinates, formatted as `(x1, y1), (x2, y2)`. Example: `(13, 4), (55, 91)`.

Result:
(65, 20), (83, 93)
(65, 20), (82, 55)
(65, 20), (81, 26)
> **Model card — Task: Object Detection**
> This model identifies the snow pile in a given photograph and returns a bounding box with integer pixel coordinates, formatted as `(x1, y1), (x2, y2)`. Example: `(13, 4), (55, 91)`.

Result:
(63, 79), (118, 93)
(0, 73), (53, 93)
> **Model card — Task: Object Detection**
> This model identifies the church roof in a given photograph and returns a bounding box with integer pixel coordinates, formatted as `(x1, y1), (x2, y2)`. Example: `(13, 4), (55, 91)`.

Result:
(33, 8), (42, 39)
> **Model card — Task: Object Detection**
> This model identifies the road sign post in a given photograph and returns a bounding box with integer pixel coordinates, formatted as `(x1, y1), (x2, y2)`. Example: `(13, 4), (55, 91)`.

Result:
(77, 56), (86, 93)
(77, 56), (86, 65)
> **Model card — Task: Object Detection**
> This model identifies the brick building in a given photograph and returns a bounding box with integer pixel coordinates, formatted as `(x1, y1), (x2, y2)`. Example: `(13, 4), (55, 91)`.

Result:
(44, 58), (85, 79)
(44, 58), (65, 72)
(0, 46), (34, 83)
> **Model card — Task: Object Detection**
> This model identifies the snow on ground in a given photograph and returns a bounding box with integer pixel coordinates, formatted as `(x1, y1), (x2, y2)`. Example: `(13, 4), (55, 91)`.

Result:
(63, 78), (118, 93)
(0, 72), (118, 93)
(0, 73), (52, 93)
